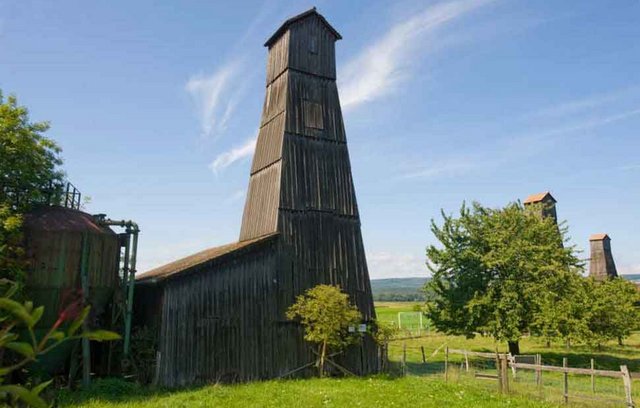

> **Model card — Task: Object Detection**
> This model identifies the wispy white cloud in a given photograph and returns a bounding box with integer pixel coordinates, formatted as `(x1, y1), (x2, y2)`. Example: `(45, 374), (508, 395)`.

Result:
(368, 251), (427, 279)
(339, 0), (496, 110)
(619, 164), (640, 171)
(225, 188), (247, 204)
(396, 107), (640, 180)
(185, 59), (249, 138)
(525, 86), (640, 120)
(399, 157), (478, 180)
(209, 135), (257, 174)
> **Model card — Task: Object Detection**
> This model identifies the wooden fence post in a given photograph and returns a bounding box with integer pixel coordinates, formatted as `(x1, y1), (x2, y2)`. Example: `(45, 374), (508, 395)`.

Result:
(501, 356), (510, 394)
(402, 342), (407, 376)
(620, 365), (634, 408)
(464, 350), (469, 373)
(563, 358), (569, 404)
(590, 358), (595, 393)
(445, 346), (449, 382)
(496, 353), (503, 393)
(535, 354), (541, 388)
(421, 346), (426, 364)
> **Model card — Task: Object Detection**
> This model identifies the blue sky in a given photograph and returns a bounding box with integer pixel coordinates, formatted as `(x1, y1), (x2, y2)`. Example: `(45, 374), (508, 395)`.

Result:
(1, 0), (639, 278)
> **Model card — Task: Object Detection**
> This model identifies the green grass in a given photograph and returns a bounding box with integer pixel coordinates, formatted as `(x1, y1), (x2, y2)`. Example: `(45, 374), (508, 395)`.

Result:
(58, 376), (559, 408)
(55, 301), (639, 407)
(377, 301), (640, 407)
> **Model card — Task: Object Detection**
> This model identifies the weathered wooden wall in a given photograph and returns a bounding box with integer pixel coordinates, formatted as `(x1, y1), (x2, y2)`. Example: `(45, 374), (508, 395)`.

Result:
(589, 235), (618, 280)
(240, 10), (378, 375)
(138, 10), (379, 387)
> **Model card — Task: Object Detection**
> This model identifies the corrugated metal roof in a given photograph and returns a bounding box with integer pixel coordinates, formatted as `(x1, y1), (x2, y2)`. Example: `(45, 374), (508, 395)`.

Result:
(136, 233), (279, 283)
(264, 7), (342, 47)
(589, 233), (610, 241)
(523, 191), (556, 204)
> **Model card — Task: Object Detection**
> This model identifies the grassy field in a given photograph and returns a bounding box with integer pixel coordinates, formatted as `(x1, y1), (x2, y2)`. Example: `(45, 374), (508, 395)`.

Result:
(58, 376), (559, 408)
(377, 301), (640, 407)
(55, 301), (639, 407)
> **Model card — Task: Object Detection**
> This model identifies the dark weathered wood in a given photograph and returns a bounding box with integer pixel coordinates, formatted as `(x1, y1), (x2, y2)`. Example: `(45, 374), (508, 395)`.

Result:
(589, 234), (618, 280)
(135, 8), (378, 388)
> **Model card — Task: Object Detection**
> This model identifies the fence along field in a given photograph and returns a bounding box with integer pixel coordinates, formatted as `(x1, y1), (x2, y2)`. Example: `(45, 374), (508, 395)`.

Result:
(384, 332), (640, 407)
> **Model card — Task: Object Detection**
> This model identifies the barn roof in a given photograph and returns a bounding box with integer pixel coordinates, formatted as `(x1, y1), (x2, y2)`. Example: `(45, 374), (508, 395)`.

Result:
(264, 7), (342, 47)
(589, 233), (610, 241)
(136, 233), (279, 283)
(523, 191), (556, 204)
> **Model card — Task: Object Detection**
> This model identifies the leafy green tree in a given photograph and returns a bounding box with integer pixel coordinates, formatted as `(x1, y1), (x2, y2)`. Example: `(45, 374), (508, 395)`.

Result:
(584, 277), (640, 347)
(286, 285), (361, 377)
(530, 273), (591, 347)
(425, 202), (583, 354)
(0, 91), (64, 287)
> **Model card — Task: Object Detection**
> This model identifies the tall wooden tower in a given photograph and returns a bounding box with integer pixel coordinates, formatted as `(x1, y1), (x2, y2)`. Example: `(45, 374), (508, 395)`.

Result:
(240, 8), (376, 321)
(589, 233), (618, 280)
(134, 8), (378, 386)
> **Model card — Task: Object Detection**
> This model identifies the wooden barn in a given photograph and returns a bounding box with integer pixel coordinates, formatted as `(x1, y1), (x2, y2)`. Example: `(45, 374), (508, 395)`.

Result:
(134, 8), (379, 387)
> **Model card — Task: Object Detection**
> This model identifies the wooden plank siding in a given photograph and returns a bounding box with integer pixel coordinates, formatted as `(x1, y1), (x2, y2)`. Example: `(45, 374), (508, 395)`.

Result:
(135, 9), (378, 387)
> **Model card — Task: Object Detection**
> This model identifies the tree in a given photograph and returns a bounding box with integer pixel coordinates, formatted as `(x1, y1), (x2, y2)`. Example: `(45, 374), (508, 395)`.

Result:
(0, 91), (64, 287)
(584, 277), (640, 347)
(286, 284), (361, 377)
(425, 202), (583, 355)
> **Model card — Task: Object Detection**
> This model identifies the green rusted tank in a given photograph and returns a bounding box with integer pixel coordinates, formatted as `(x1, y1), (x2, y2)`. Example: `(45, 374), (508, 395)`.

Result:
(23, 205), (120, 372)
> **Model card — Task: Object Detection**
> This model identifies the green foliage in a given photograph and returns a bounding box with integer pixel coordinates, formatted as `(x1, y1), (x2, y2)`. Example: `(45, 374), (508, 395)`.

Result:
(371, 320), (399, 346)
(0, 91), (64, 210)
(286, 285), (361, 376)
(584, 277), (640, 346)
(425, 201), (583, 348)
(0, 91), (64, 287)
(0, 280), (120, 407)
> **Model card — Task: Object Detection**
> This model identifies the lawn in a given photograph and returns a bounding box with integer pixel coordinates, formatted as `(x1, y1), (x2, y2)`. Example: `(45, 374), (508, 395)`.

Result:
(377, 301), (640, 407)
(58, 376), (559, 408)
(55, 301), (639, 407)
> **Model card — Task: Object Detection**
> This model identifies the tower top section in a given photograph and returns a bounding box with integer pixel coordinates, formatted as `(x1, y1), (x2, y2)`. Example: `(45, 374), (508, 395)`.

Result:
(264, 7), (342, 48)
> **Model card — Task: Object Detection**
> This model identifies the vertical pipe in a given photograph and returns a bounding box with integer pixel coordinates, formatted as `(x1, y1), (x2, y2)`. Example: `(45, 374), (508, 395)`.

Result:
(536, 354), (541, 387)
(80, 233), (91, 387)
(124, 228), (138, 356)
(121, 233), (131, 307)
(563, 357), (568, 404)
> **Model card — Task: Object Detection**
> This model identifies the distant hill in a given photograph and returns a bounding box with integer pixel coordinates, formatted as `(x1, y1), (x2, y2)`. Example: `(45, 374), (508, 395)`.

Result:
(370, 277), (429, 301)
(371, 275), (640, 302)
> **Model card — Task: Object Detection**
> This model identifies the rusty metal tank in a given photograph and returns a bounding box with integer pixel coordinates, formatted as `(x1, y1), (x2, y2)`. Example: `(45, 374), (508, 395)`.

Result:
(23, 205), (120, 370)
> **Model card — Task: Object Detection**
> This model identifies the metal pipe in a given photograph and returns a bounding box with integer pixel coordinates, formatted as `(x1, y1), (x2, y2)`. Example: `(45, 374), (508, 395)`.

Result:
(93, 216), (140, 357)
(80, 233), (91, 387)
(124, 229), (139, 356)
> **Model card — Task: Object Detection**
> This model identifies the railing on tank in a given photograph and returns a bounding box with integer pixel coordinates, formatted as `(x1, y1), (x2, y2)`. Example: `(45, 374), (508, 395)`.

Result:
(59, 181), (82, 210)
(0, 180), (82, 210)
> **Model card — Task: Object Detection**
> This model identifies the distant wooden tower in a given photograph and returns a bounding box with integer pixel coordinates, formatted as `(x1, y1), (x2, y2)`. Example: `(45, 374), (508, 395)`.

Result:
(589, 234), (618, 280)
(134, 8), (378, 387)
(523, 191), (558, 222)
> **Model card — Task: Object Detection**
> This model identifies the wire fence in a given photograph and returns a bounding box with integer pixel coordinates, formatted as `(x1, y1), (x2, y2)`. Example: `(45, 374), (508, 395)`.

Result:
(384, 340), (637, 407)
